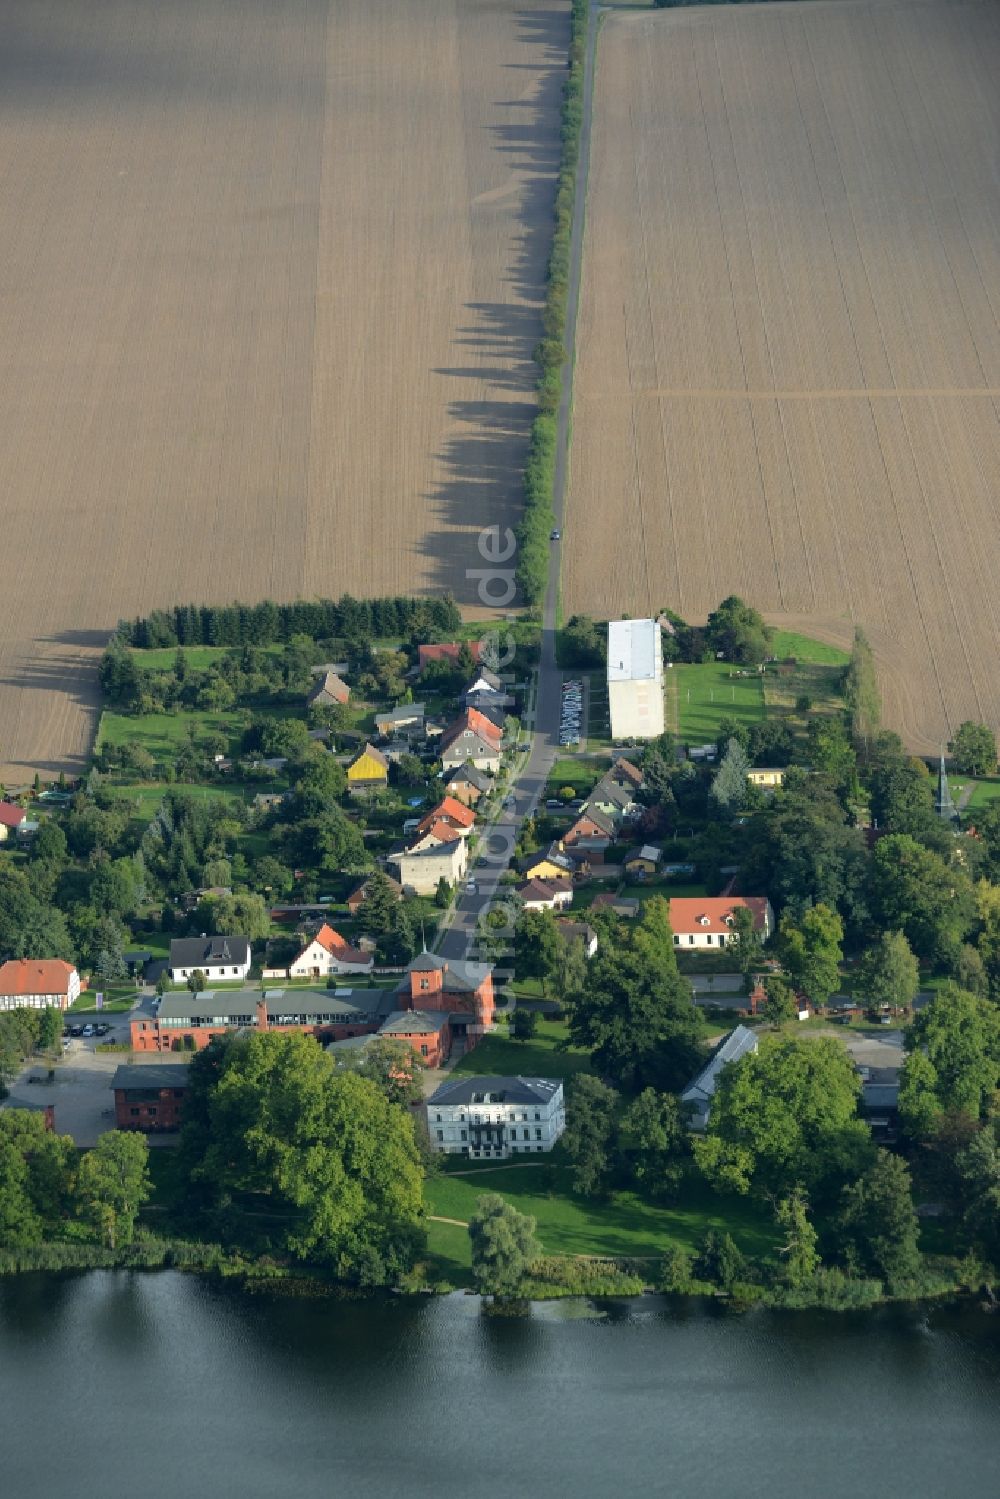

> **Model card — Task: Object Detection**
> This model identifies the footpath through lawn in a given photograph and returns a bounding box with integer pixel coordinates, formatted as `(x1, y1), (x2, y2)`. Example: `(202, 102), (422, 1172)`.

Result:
(424, 1163), (778, 1276)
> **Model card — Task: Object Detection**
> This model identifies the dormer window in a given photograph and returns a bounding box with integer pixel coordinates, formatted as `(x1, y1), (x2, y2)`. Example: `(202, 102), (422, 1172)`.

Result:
(698, 915), (711, 926)
(724, 914), (735, 927)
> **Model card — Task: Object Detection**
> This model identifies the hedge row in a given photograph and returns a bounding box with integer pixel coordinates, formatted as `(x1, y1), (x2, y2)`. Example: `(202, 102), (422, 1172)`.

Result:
(516, 0), (589, 605)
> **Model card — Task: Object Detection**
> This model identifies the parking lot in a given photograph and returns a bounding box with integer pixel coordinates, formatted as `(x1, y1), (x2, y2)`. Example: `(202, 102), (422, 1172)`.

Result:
(1, 997), (179, 1147)
(559, 677), (583, 746)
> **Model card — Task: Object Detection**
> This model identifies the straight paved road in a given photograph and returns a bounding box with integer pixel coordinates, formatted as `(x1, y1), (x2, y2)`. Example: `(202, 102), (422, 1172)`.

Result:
(435, 5), (600, 967)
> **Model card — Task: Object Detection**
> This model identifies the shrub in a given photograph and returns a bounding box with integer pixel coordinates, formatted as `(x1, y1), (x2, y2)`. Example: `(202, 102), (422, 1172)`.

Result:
(523, 1256), (646, 1298)
(658, 1246), (694, 1293)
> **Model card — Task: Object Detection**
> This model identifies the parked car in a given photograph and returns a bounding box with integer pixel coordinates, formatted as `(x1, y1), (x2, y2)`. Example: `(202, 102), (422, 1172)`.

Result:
(81, 1025), (94, 1037)
(465, 881), (478, 895)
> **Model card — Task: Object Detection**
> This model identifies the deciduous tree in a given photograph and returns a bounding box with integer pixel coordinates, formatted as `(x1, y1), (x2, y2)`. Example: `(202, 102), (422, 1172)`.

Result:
(619, 1088), (687, 1200)
(898, 984), (1000, 1136)
(870, 835), (975, 966)
(695, 1034), (871, 1200)
(179, 1032), (424, 1283)
(468, 1193), (540, 1299)
(705, 596), (772, 665)
(832, 1150), (921, 1291)
(776, 1189), (820, 1288)
(856, 930), (919, 1014)
(561, 1075), (621, 1198)
(76, 1130), (150, 1250)
(778, 904), (843, 1007)
(951, 722), (997, 778)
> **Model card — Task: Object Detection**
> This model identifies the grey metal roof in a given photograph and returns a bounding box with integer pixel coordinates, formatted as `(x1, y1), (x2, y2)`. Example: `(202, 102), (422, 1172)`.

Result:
(375, 703), (426, 724)
(395, 957), (491, 996)
(681, 1025), (759, 1108)
(401, 838), (464, 860)
(266, 989), (394, 1022)
(111, 1064), (190, 1093)
(157, 992), (261, 1023)
(861, 1082), (900, 1111)
(446, 763), (491, 789)
(169, 935), (250, 969)
(427, 1075), (562, 1107)
(155, 987), (392, 1025)
(380, 1009), (450, 1035)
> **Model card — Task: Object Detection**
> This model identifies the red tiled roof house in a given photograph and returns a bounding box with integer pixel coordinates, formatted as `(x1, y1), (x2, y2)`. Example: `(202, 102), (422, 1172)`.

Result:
(288, 923), (373, 978)
(668, 896), (775, 951)
(0, 959), (81, 1012)
(0, 803), (26, 842)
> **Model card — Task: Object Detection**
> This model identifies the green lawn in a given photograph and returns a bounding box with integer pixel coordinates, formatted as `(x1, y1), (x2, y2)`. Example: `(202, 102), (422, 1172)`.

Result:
(69, 988), (136, 1014)
(546, 757), (603, 796)
(103, 781), (270, 823)
(769, 630), (849, 666)
(762, 659), (845, 720)
(96, 703), (301, 760)
(671, 663), (765, 744)
(97, 708), (248, 757)
(129, 644), (283, 672)
(425, 1166), (779, 1264)
(950, 776), (1000, 812)
(453, 1019), (592, 1082)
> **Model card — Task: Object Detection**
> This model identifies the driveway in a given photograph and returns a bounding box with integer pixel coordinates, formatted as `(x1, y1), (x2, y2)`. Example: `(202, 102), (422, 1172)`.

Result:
(2, 998), (180, 1146)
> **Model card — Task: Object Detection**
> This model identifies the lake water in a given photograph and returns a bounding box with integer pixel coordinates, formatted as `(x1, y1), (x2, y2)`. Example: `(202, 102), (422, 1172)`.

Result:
(1, 1274), (999, 1498)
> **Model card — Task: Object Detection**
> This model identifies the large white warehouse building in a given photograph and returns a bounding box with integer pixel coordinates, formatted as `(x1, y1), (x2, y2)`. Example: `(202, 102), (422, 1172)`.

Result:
(607, 618), (664, 740)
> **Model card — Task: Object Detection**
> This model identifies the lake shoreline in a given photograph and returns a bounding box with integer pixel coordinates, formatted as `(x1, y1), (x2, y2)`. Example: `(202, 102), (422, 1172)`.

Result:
(4, 1235), (992, 1317)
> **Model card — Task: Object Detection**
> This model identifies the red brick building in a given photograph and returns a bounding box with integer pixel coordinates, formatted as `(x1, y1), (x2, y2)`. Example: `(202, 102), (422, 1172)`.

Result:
(130, 990), (395, 1054)
(377, 1010), (452, 1067)
(398, 953), (495, 1047)
(112, 1064), (189, 1132)
(128, 953), (496, 1062)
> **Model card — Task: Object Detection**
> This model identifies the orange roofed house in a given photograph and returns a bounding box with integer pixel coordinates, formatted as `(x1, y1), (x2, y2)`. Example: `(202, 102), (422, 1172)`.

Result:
(417, 796), (476, 838)
(417, 642), (483, 673)
(0, 959), (81, 1012)
(287, 923), (373, 979)
(668, 897), (774, 951)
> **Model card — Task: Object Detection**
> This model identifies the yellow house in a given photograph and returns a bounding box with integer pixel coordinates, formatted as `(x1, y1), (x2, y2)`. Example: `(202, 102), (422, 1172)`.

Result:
(524, 854), (569, 881)
(521, 844), (590, 882)
(747, 767), (785, 789)
(347, 742), (390, 794)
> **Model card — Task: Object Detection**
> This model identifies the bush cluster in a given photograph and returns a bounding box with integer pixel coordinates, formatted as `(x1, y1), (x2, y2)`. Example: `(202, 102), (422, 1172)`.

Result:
(523, 1255), (647, 1298)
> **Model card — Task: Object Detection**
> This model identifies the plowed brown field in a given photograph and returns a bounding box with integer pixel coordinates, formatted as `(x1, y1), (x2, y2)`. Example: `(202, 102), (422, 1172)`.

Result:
(0, 0), (566, 777)
(565, 0), (1000, 753)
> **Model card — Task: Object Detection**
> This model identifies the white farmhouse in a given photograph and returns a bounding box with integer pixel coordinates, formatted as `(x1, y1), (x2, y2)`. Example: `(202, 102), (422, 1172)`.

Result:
(168, 935), (251, 985)
(607, 618), (664, 740)
(426, 1075), (566, 1159)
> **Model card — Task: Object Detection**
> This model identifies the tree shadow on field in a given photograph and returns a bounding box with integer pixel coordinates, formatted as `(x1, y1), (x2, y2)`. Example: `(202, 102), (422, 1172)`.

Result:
(0, 631), (108, 777)
(421, 5), (569, 606)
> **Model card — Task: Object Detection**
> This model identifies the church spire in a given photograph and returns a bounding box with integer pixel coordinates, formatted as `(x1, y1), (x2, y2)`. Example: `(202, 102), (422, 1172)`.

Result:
(935, 752), (957, 826)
